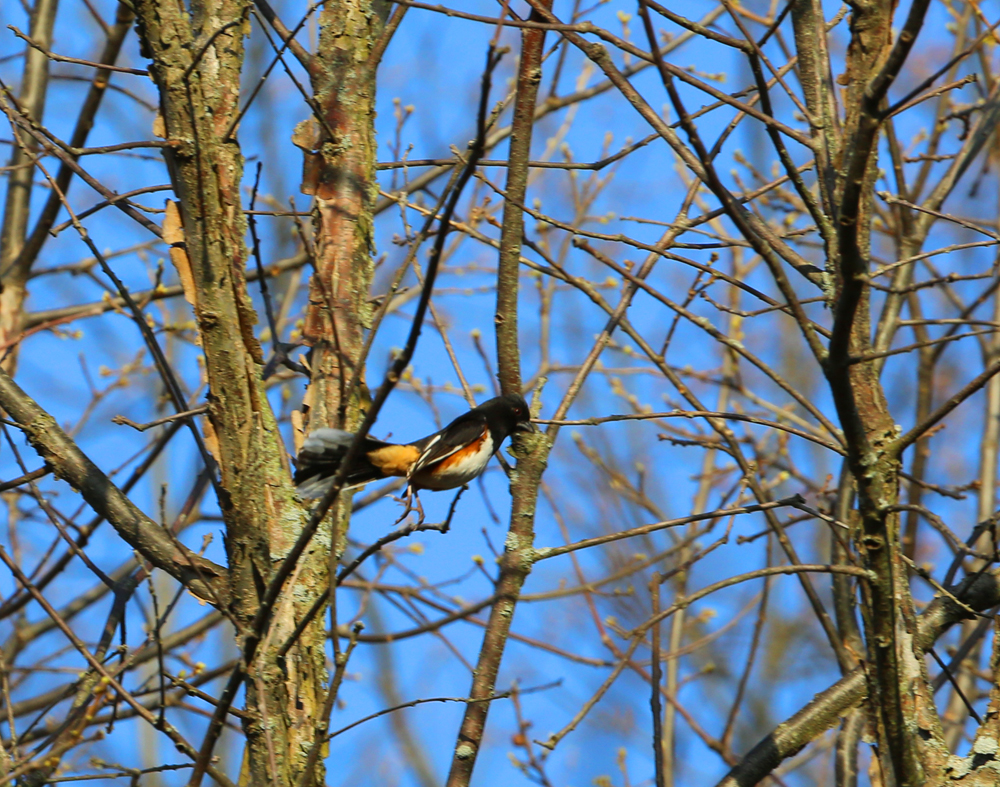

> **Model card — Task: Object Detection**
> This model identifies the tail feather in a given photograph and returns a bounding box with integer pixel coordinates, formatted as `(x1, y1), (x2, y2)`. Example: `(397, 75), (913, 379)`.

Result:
(293, 429), (391, 498)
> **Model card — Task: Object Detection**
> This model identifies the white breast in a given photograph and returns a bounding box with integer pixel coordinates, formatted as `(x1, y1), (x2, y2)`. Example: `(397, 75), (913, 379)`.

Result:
(411, 434), (495, 490)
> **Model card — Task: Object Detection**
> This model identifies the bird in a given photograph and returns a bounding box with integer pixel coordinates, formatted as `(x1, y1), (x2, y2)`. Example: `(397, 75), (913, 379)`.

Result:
(293, 393), (536, 520)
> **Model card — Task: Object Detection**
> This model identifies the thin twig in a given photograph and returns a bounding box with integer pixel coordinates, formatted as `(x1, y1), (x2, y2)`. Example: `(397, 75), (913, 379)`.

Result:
(650, 575), (664, 787)
(927, 648), (982, 723)
(111, 406), (208, 433)
(7, 26), (149, 75)
(327, 680), (562, 741)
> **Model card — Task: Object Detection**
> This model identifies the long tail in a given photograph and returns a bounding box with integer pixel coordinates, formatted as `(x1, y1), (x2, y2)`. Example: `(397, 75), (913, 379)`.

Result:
(293, 428), (391, 498)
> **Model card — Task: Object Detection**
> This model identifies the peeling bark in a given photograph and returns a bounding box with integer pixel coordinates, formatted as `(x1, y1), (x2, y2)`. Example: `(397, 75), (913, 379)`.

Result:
(301, 0), (389, 435)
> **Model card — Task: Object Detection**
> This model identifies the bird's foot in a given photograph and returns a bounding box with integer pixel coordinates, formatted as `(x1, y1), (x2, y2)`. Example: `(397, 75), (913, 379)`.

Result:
(391, 485), (425, 526)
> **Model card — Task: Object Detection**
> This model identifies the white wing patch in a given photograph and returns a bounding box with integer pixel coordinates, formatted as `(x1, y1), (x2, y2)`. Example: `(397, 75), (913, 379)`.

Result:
(410, 432), (495, 490)
(411, 434), (444, 473)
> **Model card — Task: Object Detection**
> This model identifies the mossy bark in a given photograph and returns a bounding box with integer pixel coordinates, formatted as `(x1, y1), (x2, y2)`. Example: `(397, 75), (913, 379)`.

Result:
(132, 1), (327, 781)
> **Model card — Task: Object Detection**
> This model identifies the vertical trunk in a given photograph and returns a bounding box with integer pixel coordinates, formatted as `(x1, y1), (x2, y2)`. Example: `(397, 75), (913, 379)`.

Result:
(132, 2), (322, 783)
(0, 0), (58, 373)
(298, 0), (388, 566)
(825, 1), (942, 782)
(287, 0), (388, 778)
(301, 0), (388, 433)
(1, 2), (135, 371)
(446, 10), (552, 785)
(788, 0), (841, 266)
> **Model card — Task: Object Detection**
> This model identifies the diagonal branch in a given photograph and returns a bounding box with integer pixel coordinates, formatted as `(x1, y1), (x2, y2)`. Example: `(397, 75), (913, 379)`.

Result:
(0, 367), (229, 605)
(715, 569), (1000, 787)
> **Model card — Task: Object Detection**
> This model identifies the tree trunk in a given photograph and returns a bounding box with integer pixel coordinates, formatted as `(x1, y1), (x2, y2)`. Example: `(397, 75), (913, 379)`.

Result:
(131, 2), (325, 782)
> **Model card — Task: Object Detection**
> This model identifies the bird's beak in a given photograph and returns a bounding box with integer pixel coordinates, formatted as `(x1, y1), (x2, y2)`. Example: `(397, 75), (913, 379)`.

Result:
(515, 421), (538, 434)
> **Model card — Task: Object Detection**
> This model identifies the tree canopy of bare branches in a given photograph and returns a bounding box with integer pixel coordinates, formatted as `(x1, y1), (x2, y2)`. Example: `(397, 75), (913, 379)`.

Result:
(3, 0), (1000, 785)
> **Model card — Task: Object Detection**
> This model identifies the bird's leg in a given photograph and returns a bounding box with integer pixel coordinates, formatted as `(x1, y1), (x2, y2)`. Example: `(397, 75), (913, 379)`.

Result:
(412, 490), (426, 526)
(392, 483), (427, 526)
(392, 484), (416, 525)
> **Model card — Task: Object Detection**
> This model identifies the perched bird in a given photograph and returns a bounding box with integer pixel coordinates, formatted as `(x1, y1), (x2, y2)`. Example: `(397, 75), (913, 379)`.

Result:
(294, 394), (536, 518)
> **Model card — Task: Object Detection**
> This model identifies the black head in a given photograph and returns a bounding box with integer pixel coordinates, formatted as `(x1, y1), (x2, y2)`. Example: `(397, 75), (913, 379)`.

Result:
(477, 393), (536, 441)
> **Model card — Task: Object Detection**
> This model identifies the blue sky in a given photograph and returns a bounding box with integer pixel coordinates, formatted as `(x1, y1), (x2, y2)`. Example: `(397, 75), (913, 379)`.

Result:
(1, 0), (997, 784)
